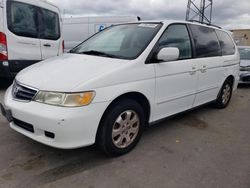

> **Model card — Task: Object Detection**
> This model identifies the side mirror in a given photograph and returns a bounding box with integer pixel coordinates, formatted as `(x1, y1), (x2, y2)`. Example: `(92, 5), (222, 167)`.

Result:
(157, 47), (180, 62)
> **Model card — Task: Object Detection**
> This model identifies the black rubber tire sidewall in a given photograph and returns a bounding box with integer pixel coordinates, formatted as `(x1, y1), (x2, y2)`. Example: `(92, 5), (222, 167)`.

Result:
(97, 99), (146, 157)
(215, 79), (233, 109)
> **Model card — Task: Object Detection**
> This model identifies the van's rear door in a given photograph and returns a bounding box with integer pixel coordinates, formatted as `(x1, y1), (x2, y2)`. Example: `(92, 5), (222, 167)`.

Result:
(5, 0), (42, 64)
(39, 1), (61, 60)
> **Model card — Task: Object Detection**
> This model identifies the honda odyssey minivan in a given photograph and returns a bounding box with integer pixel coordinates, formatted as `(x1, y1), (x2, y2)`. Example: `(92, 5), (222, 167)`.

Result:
(0, 0), (63, 78)
(1, 21), (240, 156)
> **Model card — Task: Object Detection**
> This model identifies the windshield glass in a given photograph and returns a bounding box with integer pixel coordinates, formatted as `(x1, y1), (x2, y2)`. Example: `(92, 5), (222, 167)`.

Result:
(239, 48), (250, 60)
(71, 23), (162, 59)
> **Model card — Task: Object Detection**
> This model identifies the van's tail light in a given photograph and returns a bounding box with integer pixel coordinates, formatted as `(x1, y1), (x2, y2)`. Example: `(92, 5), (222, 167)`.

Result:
(62, 40), (65, 52)
(0, 32), (8, 61)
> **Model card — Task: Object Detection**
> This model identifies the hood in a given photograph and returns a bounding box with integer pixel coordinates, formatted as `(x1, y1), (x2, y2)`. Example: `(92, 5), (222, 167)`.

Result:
(16, 53), (129, 92)
(240, 60), (250, 67)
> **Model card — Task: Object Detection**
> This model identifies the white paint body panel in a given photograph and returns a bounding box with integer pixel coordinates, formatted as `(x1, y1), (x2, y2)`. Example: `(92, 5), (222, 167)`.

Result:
(3, 20), (240, 149)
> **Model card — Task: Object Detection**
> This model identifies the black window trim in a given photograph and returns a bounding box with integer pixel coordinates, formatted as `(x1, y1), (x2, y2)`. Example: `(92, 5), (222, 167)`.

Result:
(145, 23), (194, 64)
(7, 0), (61, 40)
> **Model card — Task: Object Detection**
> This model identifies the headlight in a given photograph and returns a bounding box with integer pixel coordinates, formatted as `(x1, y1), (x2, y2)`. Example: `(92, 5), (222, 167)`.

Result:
(33, 91), (95, 107)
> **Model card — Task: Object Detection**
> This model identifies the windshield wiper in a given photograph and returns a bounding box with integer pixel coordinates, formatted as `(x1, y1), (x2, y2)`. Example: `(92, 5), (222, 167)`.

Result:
(79, 50), (119, 58)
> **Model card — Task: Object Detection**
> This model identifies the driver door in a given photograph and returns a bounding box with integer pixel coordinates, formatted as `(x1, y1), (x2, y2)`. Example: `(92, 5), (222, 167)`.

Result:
(152, 24), (198, 120)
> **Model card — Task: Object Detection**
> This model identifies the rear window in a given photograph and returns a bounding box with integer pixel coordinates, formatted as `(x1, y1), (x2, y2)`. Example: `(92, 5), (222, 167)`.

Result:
(40, 9), (60, 40)
(7, 1), (60, 40)
(7, 1), (38, 38)
(215, 30), (235, 56)
(189, 25), (221, 58)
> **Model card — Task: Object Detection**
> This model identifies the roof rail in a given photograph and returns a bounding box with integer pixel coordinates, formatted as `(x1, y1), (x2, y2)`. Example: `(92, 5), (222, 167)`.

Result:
(187, 20), (222, 29)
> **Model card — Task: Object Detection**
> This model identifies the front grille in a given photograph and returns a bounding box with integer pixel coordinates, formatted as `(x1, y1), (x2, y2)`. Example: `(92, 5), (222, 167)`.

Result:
(13, 118), (34, 133)
(12, 81), (38, 101)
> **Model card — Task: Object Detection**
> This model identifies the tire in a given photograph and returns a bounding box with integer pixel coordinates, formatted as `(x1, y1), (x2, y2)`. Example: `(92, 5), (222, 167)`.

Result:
(97, 99), (146, 157)
(214, 79), (233, 109)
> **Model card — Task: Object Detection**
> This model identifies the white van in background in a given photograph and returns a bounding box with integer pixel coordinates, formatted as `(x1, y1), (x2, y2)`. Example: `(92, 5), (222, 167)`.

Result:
(0, 0), (63, 78)
(62, 16), (140, 52)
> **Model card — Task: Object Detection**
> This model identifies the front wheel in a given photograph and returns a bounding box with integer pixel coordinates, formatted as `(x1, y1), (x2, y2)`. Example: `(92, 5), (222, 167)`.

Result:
(214, 79), (233, 109)
(97, 99), (145, 157)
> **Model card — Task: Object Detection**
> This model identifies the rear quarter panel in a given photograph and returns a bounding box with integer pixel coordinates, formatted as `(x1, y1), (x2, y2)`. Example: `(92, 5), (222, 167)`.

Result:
(221, 33), (240, 90)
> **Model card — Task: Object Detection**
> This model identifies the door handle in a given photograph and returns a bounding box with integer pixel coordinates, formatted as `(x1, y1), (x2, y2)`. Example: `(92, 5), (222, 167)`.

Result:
(43, 44), (51, 47)
(201, 65), (207, 73)
(189, 67), (196, 75)
(189, 71), (196, 75)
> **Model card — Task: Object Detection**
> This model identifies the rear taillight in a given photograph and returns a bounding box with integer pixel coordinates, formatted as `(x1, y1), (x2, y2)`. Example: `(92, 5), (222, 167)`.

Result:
(0, 32), (8, 61)
(62, 40), (65, 52)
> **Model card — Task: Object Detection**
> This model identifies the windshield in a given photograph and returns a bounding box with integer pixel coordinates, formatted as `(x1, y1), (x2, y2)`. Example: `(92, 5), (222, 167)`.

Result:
(239, 48), (250, 60)
(70, 23), (162, 59)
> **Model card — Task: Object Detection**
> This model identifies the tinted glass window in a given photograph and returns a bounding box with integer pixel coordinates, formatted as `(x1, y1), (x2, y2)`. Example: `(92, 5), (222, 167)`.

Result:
(41, 9), (60, 40)
(190, 25), (221, 58)
(7, 1), (38, 38)
(158, 24), (192, 59)
(215, 30), (235, 55)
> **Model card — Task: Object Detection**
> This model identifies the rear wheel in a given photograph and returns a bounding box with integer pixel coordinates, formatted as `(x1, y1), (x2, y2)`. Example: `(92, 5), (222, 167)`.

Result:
(97, 99), (145, 156)
(214, 79), (233, 109)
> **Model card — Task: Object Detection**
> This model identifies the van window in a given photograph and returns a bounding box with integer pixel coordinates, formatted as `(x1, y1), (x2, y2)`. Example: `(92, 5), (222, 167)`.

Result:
(87, 29), (125, 52)
(215, 30), (235, 55)
(189, 25), (221, 58)
(41, 9), (60, 40)
(158, 24), (192, 60)
(71, 23), (162, 60)
(7, 1), (38, 38)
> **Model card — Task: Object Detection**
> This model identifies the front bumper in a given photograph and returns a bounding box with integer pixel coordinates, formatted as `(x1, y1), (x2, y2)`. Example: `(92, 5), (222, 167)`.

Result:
(239, 71), (250, 84)
(3, 87), (109, 149)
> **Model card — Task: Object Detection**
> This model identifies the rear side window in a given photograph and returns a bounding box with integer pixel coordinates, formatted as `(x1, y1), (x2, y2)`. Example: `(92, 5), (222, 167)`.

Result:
(41, 9), (60, 40)
(215, 30), (235, 55)
(189, 25), (221, 58)
(7, 1), (38, 38)
(158, 24), (192, 60)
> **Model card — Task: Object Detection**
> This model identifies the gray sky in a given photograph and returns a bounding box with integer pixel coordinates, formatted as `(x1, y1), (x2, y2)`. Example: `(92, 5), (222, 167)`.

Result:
(49, 0), (250, 29)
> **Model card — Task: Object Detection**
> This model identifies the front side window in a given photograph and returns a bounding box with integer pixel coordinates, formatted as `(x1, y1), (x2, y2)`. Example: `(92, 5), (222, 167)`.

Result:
(215, 30), (235, 56)
(41, 9), (60, 40)
(7, 1), (38, 38)
(158, 24), (192, 60)
(71, 23), (162, 59)
(189, 25), (221, 58)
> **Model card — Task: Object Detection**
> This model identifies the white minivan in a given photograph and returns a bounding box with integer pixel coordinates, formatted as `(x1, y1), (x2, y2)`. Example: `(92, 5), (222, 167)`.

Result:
(62, 16), (139, 52)
(1, 21), (240, 156)
(0, 0), (63, 78)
